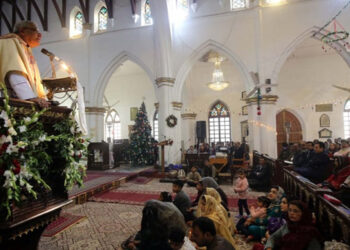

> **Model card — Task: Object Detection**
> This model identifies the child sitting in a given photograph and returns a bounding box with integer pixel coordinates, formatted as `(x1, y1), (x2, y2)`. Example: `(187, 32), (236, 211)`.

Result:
(186, 166), (201, 187)
(236, 196), (271, 239)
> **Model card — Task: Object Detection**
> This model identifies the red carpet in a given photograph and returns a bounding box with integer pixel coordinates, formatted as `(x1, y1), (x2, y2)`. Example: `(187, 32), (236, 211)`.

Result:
(130, 176), (154, 184)
(42, 213), (86, 237)
(90, 190), (256, 210)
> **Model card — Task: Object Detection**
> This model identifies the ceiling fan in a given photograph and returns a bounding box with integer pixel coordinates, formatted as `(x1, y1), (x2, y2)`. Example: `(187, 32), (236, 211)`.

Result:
(246, 72), (278, 99)
(103, 95), (119, 112)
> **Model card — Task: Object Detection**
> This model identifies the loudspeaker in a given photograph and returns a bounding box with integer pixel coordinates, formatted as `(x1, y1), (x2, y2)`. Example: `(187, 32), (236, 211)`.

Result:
(196, 121), (206, 139)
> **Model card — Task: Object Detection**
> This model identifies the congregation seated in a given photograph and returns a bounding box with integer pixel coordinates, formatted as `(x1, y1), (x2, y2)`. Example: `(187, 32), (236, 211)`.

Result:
(334, 140), (350, 157)
(187, 145), (197, 154)
(168, 226), (195, 250)
(294, 142), (330, 183)
(278, 143), (291, 161)
(318, 156), (350, 190)
(190, 217), (235, 250)
(172, 180), (192, 222)
(196, 195), (236, 248)
(202, 159), (216, 178)
(186, 166), (201, 187)
(328, 142), (339, 158)
(265, 200), (322, 250)
(192, 177), (228, 208)
(247, 157), (271, 191)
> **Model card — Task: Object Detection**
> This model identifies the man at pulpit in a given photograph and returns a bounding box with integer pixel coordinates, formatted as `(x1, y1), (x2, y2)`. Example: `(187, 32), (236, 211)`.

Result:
(0, 21), (50, 108)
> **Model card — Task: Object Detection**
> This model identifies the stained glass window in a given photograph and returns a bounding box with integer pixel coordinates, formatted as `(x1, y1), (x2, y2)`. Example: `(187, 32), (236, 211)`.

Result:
(142, 0), (153, 25)
(98, 6), (108, 31)
(231, 0), (247, 10)
(344, 99), (350, 138)
(209, 102), (231, 143)
(105, 109), (121, 142)
(74, 11), (83, 36)
(153, 111), (159, 141)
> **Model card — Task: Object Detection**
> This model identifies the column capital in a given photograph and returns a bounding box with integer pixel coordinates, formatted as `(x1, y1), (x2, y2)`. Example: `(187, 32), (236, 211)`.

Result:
(245, 95), (278, 105)
(155, 77), (175, 87)
(181, 113), (197, 119)
(85, 107), (106, 113)
(172, 102), (183, 111)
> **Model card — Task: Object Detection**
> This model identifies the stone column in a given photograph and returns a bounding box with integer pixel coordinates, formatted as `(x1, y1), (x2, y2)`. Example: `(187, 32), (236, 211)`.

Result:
(246, 95), (278, 158)
(181, 113), (197, 152)
(85, 107), (106, 142)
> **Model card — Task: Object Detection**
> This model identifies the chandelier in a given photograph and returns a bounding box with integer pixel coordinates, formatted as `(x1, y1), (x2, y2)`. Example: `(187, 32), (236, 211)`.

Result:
(207, 58), (230, 91)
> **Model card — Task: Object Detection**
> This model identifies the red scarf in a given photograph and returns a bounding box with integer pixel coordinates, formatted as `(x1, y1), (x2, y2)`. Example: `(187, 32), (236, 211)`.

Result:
(280, 203), (320, 250)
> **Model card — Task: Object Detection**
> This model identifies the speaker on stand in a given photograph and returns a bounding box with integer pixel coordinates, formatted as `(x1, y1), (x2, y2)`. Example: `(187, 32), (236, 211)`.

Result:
(196, 121), (206, 144)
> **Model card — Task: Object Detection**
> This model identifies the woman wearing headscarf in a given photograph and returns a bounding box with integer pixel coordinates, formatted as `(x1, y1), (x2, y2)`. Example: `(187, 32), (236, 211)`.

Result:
(246, 186), (285, 241)
(192, 177), (228, 208)
(265, 200), (321, 250)
(197, 195), (237, 249)
(205, 187), (236, 234)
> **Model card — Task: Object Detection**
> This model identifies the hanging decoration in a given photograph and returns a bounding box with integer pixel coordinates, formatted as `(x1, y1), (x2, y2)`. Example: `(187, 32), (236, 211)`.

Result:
(166, 115), (178, 128)
(320, 19), (349, 53)
(257, 88), (262, 116)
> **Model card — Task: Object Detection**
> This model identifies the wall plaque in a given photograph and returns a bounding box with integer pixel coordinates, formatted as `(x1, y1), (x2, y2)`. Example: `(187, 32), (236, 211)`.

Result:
(319, 128), (332, 138)
(320, 114), (330, 127)
(315, 104), (333, 112)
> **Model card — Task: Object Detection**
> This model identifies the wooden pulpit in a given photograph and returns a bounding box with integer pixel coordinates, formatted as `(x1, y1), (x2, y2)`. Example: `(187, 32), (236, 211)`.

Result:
(157, 139), (173, 174)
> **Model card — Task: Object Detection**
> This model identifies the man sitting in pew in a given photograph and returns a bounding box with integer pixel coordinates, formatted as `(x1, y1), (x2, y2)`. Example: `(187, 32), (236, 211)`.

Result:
(247, 157), (270, 191)
(294, 142), (330, 183)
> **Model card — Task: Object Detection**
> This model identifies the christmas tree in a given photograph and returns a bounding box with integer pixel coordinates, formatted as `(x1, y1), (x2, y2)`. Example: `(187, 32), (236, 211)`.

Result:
(129, 102), (157, 166)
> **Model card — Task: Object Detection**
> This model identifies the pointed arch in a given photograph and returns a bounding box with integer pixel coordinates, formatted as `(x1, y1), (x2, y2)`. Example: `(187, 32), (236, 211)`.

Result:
(271, 26), (350, 84)
(208, 100), (231, 143)
(174, 39), (253, 101)
(94, 51), (155, 106)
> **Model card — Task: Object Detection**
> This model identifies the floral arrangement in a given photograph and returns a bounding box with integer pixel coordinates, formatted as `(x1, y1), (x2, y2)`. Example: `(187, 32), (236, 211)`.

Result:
(0, 84), (87, 220)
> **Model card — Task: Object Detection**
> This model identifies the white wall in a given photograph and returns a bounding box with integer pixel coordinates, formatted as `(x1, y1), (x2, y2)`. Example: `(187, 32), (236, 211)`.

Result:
(277, 39), (350, 141)
(104, 61), (157, 139)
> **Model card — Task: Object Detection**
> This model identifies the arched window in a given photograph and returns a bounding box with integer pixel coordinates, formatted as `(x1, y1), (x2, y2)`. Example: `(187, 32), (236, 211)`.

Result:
(344, 99), (350, 138)
(176, 0), (189, 20)
(142, 0), (153, 26)
(209, 102), (231, 143)
(105, 109), (121, 142)
(98, 6), (108, 31)
(231, 0), (248, 10)
(70, 11), (83, 37)
(153, 110), (159, 141)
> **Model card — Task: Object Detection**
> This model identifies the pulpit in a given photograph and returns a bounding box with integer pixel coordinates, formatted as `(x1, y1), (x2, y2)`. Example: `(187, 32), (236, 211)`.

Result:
(157, 139), (173, 174)
(0, 98), (78, 250)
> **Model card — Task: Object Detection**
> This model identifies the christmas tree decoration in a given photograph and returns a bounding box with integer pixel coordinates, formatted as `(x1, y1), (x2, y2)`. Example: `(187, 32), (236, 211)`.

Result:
(129, 102), (157, 166)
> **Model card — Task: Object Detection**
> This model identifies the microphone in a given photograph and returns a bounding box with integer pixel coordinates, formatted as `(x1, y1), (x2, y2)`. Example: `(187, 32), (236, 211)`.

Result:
(41, 48), (60, 61)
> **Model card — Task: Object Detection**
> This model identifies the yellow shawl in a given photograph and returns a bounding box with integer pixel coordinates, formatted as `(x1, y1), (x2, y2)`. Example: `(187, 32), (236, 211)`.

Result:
(198, 195), (237, 248)
(0, 33), (45, 98)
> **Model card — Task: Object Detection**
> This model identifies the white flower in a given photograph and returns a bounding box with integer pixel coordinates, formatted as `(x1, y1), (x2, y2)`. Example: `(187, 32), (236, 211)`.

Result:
(0, 110), (8, 121)
(6, 143), (18, 154)
(19, 178), (25, 186)
(19, 125), (26, 133)
(70, 126), (75, 134)
(26, 182), (33, 191)
(8, 127), (17, 136)
(24, 117), (31, 123)
(38, 134), (46, 142)
(3, 170), (11, 178)
(32, 141), (39, 146)
(5, 135), (12, 143)
(17, 141), (27, 148)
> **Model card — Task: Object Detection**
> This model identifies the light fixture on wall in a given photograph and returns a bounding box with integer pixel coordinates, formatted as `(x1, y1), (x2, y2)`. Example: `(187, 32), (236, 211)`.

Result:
(207, 57), (230, 91)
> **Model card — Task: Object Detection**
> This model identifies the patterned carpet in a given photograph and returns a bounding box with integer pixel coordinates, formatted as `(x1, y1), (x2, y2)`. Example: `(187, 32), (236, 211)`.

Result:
(39, 179), (265, 250)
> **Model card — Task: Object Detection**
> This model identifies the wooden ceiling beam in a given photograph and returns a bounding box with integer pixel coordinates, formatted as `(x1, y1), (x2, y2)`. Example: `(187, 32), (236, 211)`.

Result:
(105, 0), (113, 19)
(79, 0), (90, 24)
(130, 0), (136, 15)
(26, 0), (48, 31)
(52, 0), (66, 27)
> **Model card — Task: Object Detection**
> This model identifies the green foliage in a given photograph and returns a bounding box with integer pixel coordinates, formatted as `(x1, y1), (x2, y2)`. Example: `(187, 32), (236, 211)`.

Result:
(0, 83), (87, 220)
